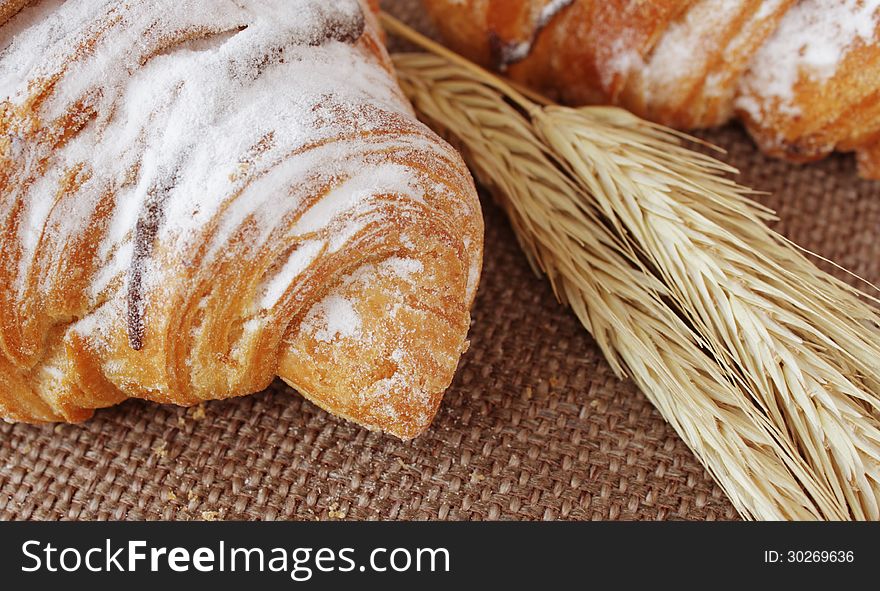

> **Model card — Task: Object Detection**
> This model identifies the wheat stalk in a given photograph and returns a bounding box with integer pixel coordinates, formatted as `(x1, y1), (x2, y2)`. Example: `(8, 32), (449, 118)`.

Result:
(381, 13), (880, 520)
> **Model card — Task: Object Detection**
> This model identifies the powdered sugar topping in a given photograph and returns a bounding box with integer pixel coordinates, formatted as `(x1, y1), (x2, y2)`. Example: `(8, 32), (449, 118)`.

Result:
(738, 0), (880, 119)
(304, 294), (362, 342)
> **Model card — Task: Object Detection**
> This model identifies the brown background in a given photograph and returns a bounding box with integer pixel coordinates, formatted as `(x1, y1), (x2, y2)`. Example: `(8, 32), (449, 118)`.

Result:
(1, 1), (878, 521)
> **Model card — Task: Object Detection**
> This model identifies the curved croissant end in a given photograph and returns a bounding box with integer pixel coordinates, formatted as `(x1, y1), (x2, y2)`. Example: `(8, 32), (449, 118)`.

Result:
(0, 0), (483, 438)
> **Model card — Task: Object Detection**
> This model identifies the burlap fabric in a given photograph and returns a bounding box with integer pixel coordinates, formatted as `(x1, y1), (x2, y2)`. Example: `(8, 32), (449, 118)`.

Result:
(1, 1), (878, 521)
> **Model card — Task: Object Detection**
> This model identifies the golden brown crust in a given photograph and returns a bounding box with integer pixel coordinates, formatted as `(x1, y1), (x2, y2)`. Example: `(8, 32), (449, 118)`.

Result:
(425, 0), (880, 178)
(0, 0), (483, 439)
(0, 0), (28, 28)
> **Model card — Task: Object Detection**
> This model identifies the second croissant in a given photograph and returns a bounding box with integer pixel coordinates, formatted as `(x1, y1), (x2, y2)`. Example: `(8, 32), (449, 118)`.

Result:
(423, 0), (880, 178)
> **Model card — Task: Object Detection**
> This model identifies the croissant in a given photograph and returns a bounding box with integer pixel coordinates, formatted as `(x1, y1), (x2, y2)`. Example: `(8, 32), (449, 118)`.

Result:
(0, 0), (483, 439)
(423, 0), (880, 178)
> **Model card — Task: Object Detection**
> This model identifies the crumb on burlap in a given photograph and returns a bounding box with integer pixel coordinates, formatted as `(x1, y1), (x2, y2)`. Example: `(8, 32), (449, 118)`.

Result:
(327, 502), (347, 519)
(201, 510), (219, 521)
(189, 403), (206, 420)
(152, 441), (167, 458)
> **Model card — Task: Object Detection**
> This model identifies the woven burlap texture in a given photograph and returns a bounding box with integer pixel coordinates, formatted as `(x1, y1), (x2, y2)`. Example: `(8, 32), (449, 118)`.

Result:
(2, 1), (879, 521)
